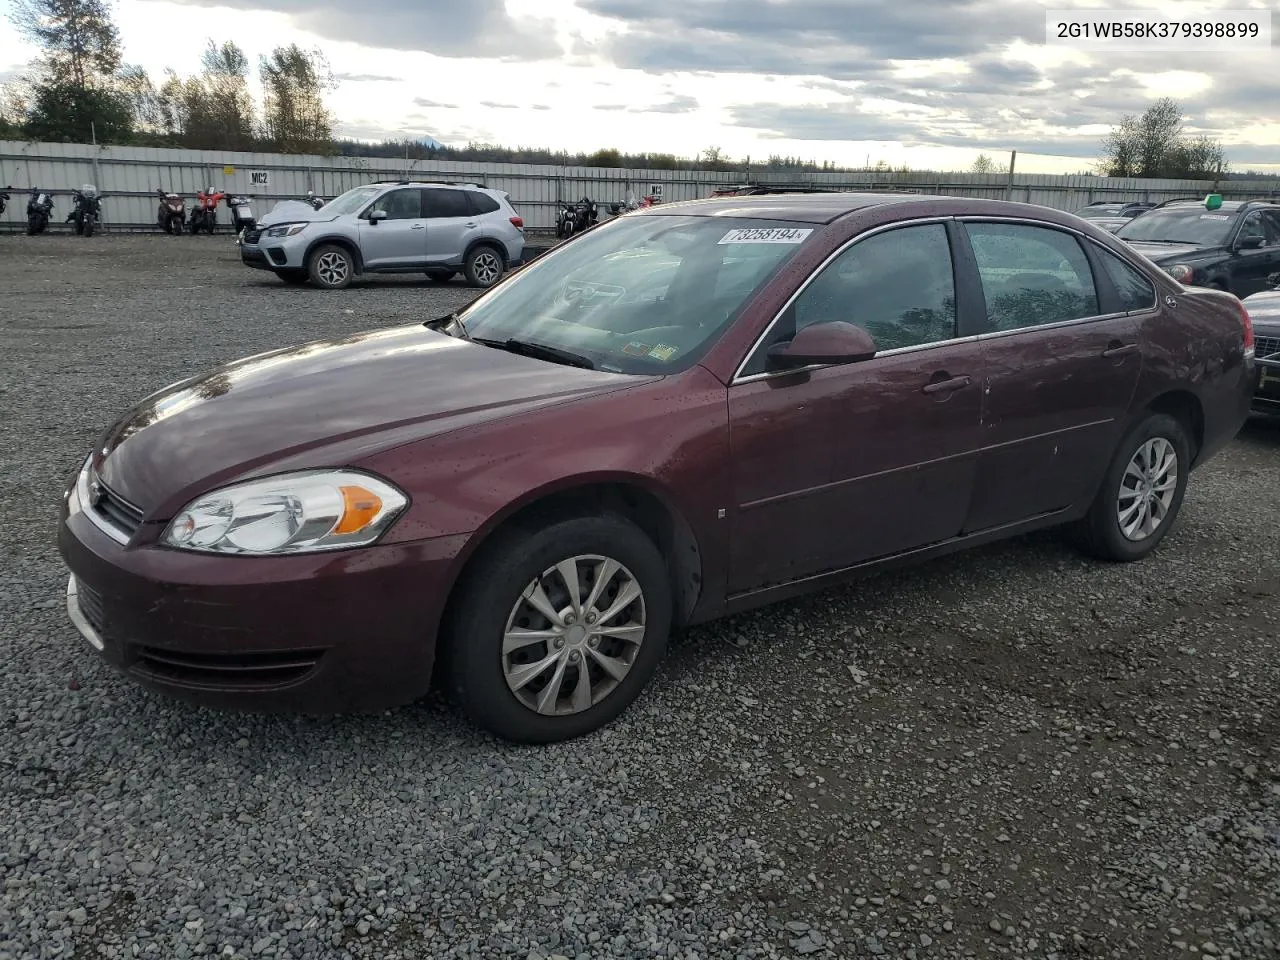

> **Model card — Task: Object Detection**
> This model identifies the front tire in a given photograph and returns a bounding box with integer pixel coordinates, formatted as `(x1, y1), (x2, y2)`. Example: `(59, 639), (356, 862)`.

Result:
(464, 245), (505, 289)
(1074, 412), (1190, 562)
(308, 244), (355, 290)
(83, 215), (95, 238)
(444, 513), (672, 743)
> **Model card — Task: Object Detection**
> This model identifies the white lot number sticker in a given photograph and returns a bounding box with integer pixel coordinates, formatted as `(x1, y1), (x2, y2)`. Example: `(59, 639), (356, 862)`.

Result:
(1200, 214), (1229, 220)
(718, 227), (813, 244)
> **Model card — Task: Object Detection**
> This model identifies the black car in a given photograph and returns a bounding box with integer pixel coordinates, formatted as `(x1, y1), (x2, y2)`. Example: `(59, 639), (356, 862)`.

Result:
(1115, 197), (1280, 297)
(1073, 200), (1154, 233)
(1244, 272), (1280, 414)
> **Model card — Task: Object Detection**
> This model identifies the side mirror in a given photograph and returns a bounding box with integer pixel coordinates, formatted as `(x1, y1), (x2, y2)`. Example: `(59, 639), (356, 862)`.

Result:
(1236, 234), (1265, 250)
(368, 209), (387, 224)
(767, 321), (877, 369)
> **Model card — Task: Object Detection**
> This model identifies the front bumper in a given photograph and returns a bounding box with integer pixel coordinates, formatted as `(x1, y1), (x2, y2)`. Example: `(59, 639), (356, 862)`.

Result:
(1255, 354), (1280, 413)
(58, 478), (468, 713)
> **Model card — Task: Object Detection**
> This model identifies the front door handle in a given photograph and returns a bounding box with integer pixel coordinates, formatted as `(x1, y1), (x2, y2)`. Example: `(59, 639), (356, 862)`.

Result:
(465, 222), (477, 228)
(921, 374), (971, 395)
(411, 223), (426, 230)
(1102, 342), (1139, 358)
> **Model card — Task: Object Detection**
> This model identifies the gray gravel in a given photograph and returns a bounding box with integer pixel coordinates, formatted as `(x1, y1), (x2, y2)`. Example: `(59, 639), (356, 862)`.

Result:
(2, 234), (1278, 959)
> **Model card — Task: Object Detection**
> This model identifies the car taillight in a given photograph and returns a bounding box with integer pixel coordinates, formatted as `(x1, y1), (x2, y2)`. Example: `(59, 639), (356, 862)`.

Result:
(509, 216), (524, 229)
(1236, 298), (1255, 356)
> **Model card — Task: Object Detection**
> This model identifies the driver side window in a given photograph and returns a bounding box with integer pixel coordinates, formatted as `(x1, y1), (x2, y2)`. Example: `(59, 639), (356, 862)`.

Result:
(368, 189), (422, 221)
(742, 224), (956, 376)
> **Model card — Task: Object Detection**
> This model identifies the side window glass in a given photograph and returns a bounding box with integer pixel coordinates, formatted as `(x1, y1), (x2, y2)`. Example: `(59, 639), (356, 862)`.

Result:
(423, 189), (471, 219)
(965, 223), (1099, 331)
(791, 224), (956, 349)
(1097, 247), (1155, 311)
(469, 192), (500, 215)
(1261, 211), (1280, 246)
(1238, 212), (1265, 242)
(369, 189), (421, 220)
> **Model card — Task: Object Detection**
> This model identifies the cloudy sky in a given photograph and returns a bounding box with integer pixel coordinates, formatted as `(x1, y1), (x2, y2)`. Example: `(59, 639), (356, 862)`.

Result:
(1, 0), (1276, 173)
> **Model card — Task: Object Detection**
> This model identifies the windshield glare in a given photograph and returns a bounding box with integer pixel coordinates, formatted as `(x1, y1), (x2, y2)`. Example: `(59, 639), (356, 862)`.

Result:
(454, 214), (814, 373)
(1116, 208), (1234, 246)
(323, 186), (381, 217)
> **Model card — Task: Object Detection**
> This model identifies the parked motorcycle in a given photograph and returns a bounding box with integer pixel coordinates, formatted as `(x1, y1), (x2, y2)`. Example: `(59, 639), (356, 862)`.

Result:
(67, 185), (103, 236)
(26, 188), (54, 235)
(0, 186), (10, 217)
(156, 189), (186, 234)
(304, 190), (325, 210)
(556, 196), (598, 238)
(189, 188), (226, 234)
(226, 194), (256, 243)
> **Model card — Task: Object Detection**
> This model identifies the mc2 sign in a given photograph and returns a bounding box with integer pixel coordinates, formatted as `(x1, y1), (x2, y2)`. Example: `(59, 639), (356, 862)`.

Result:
(249, 170), (271, 188)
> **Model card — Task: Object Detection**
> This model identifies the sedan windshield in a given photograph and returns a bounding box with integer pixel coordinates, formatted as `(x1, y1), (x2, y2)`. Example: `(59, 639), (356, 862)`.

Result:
(453, 214), (815, 373)
(1116, 208), (1234, 246)
(322, 186), (381, 217)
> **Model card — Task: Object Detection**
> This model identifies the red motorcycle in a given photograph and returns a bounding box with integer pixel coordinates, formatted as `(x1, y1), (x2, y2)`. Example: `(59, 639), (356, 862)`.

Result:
(189, 188), (226, 234)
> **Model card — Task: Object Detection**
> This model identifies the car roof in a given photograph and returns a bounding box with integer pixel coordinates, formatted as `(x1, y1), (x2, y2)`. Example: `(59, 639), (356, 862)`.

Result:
(637, 191), (953, 224)
(1155, 199), (1278, 212)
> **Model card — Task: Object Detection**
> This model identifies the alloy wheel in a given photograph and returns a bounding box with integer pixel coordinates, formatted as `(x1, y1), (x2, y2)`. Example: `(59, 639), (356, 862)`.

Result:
(316, 252), (350, 286)
(1117, 437), (1178, 541)
(501, 555), (646, 716)
(473, 251), (501, 286)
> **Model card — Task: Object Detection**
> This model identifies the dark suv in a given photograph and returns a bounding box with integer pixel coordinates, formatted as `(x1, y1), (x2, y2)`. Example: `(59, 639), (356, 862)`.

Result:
(1115, 197), (1280, 297)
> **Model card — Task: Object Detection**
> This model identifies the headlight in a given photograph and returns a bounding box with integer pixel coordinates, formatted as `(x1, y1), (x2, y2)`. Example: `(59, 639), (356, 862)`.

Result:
(1166, 264), (1195, 283)
(162, 470), (408, 555)
(264, 223), (308, 238)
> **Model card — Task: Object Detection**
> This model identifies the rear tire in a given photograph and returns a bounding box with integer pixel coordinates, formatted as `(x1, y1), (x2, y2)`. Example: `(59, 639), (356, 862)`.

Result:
(464, 245), (505, 289)
(443, 513), (672, 743)
(308, 244), (355, 290)
(1072, 412), (1190, 562)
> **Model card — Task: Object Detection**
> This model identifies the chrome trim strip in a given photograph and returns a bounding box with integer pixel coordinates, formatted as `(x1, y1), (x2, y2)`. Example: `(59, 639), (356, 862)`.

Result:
(973, 311), (1130, 342)
(732, 333), (983, 385)
(75, 459), (132, 545)
(66, 576), (105, 652)
(730, 216), (953, 385)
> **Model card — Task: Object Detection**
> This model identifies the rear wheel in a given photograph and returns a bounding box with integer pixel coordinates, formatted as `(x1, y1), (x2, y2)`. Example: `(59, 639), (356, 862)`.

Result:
(1072, 412), (1190, 562)
(444, 513), (672, 743)
(425, 268), (455, 283)
(308, 244), (355, 290)
(464, 245), (505, 288)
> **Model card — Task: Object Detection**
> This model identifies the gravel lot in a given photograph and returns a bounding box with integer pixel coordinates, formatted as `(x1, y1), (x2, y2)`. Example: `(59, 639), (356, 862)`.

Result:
(1, 234), (1278, 960)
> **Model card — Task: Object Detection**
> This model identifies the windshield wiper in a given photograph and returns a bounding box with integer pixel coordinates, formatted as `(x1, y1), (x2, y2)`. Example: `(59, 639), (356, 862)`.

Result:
(473, 337), (595, 369)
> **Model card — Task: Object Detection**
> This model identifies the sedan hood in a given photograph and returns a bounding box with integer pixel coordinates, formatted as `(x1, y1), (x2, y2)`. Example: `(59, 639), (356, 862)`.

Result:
(1121, 241), (1219, 263)
(1243, 289), (1280, 330)
(95, 325), (646, 514)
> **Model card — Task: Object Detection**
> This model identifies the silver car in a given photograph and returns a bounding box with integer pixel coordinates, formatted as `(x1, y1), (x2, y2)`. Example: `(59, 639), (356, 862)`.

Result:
(240, 181), (526, 290)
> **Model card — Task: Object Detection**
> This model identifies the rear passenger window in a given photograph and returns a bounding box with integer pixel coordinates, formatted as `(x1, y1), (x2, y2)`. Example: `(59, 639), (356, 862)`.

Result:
(965, 223), (1100, 331)
(1097, 248), (1156, 311)
(468, 192), (501, 215)
(423, 189), (471, 218)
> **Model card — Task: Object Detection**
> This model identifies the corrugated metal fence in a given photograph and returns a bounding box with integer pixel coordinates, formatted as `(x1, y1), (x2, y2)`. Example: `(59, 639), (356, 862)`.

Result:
(2, 139), (1277, 233)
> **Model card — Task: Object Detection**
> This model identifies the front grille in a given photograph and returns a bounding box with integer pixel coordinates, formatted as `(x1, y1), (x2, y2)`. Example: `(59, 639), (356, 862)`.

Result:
(242, 228), (262, 244)
(1256, 335), (1280, 360)
(93, 480), (144, 537)
(76, 579), (106, 634)
(132, 647), (324, 690)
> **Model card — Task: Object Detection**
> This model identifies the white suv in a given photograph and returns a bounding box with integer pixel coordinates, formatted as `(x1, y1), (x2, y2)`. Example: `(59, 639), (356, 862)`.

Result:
(240, 181), (526, 290)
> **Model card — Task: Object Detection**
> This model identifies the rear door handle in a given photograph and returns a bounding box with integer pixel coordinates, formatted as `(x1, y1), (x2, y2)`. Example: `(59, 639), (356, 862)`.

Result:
(921, 374), (971, 395)
(1102, 342), (1139, 358)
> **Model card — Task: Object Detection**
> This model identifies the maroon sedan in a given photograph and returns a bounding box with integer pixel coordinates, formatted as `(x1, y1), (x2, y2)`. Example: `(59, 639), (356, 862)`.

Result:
(59, 193), (1256, 743)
